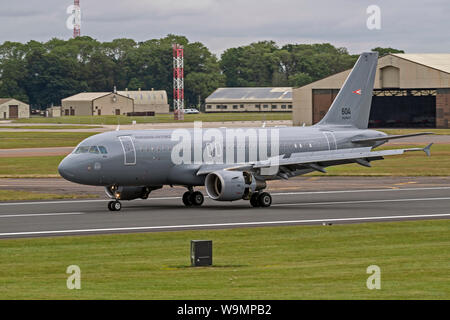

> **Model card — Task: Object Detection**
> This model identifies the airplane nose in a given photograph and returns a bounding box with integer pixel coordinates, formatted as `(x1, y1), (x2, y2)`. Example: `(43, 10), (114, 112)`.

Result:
(58, 157), (75, 180)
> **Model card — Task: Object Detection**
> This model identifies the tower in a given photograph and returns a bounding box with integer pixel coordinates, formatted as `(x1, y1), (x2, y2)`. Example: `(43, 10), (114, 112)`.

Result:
(173, 44), (184, 120)
(73, 0), (81, 38)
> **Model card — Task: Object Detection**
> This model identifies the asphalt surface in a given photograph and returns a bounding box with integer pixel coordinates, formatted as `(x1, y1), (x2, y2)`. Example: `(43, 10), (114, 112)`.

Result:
(0, 185), (449, 239)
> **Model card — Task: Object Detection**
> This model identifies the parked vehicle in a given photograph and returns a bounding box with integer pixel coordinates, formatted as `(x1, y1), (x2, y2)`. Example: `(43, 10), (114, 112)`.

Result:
(183, 108), (200, 114)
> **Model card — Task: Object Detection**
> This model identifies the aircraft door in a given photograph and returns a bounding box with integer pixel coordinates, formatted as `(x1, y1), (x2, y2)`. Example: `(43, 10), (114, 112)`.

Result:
(118, 136), (136, 165)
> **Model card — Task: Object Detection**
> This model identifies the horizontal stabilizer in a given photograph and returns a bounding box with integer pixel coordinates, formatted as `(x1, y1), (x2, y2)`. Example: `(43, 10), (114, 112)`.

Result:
(404, 143), (433, 157)
(352, 132), (435, 144)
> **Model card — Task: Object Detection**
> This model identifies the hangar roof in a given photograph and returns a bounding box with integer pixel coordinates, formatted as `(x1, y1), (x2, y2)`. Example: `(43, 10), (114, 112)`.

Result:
(206, 87), (292, 102)
(117, 90), (168, 105)
(392, 54), (450, 74)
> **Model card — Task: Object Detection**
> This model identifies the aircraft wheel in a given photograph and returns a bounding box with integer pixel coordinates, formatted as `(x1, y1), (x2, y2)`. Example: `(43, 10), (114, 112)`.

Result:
(182, 191), (193, 207)
(108, 201), (116, 211)
(250, 193), (260, 207)
(112, 201), (122, 211)
(190, 191), (204, 206)
(258, 192), (272, 208)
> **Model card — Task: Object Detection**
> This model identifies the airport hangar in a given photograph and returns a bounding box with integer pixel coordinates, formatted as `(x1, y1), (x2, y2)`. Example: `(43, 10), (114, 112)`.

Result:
(0, 98), (30, 119)
(293, 53), (450, 128)
(204, 87), (293, 112)
(61, 89), (169, 116)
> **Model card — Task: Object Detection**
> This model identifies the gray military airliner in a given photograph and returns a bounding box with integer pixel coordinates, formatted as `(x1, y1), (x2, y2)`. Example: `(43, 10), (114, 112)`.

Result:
(58, 52), (433, 211)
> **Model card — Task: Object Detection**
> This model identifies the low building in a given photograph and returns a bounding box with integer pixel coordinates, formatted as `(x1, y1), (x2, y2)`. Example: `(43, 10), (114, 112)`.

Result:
(204, 87), (293, 112)
(0, 98), (30, 119)
(46, 106), (61, 118)
(293, 53), (450, 128)
(61, 92), (134, 116)
(118, 89), (170, 114)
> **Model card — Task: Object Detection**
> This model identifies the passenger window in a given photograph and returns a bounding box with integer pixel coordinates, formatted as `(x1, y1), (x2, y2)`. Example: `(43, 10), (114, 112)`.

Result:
(89, 146), (100, 154)
(99, 146), (108, 154)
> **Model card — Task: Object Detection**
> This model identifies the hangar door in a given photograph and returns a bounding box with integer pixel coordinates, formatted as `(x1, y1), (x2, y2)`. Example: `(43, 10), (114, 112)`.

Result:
(312, 89), (436, 128)
(369, 93), (436, 128)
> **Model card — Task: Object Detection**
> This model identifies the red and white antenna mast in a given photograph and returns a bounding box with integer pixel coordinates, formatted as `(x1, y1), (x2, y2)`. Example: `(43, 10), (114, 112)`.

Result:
(73, 0), (81, 38)
(173, 44), (184, 120)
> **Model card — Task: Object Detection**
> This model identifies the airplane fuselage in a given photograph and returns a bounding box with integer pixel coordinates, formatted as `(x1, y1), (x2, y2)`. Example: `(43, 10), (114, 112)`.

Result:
(58, 126), (386, 187)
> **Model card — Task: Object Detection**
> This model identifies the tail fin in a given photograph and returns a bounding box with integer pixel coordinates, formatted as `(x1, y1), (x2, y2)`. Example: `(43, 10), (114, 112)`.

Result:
(316, 52), (378, 129)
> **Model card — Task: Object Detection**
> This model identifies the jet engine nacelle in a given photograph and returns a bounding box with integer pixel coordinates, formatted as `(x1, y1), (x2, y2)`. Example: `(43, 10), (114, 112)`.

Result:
(205, 171), (265, 201)
(105, 186), (150, 200)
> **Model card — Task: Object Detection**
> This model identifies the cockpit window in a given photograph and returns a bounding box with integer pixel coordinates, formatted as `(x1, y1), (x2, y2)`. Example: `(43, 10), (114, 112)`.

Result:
(89, 146), (100, 154)
(74, 146), (107, 154)
(74, 146), (90, 154)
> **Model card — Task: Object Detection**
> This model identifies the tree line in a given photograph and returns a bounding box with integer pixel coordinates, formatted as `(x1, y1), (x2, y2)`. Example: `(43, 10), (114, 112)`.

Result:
(0, 34), (403, 110)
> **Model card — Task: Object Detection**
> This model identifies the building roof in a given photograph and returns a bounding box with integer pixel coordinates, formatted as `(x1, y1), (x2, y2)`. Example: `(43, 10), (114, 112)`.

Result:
(0, 98), (13, 105)
(117, 90), (168, 105)
(0, 98), (28, 106)
(62, 92), (113, 102)
(392, 53), (450, 74)
(206, 87), (292, 102)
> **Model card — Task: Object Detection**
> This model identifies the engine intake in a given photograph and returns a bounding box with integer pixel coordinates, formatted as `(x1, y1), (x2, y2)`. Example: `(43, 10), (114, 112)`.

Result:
(205, 171), (264, 201)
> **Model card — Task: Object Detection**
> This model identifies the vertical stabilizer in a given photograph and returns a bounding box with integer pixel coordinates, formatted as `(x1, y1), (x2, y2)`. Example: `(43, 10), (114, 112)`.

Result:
(316, 52), (378, 129)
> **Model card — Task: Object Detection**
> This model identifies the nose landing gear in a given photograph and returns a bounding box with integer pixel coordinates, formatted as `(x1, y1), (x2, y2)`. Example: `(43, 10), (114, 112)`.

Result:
(108, 200), (122, 212)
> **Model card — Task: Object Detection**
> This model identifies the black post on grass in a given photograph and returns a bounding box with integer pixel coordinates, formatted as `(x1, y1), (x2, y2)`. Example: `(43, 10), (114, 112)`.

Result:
(190, 240), (213, 267)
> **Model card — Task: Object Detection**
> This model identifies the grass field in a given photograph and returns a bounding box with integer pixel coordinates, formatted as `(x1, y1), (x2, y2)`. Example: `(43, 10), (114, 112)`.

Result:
(0, 132), (97, 149)
(0, 125), (103, 130)
(0, 156), (64, 177)
(13, 113), (292, 125)
(0, 220), (448, 299)
(0, 190), (98, 201)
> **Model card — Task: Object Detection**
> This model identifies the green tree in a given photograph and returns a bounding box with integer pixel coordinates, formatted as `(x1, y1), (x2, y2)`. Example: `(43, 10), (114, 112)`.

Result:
(372, 47), (404, 57)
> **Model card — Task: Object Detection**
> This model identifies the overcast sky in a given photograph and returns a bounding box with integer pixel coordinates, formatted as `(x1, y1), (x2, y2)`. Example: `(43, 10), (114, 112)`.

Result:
(0, 0), (448, 56)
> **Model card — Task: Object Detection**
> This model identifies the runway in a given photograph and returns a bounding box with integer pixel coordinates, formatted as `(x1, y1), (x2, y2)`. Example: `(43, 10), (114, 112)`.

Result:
(0, 186), (449, 239)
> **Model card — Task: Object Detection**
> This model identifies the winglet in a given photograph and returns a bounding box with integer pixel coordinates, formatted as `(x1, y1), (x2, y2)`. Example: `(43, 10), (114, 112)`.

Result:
(423, 143), (433, 157)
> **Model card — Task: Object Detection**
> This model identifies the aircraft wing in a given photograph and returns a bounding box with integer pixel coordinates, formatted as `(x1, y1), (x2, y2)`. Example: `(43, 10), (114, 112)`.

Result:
(352, 132), (434, 144)
(195, 144), (432, 178)
(255, 144), (431, 168)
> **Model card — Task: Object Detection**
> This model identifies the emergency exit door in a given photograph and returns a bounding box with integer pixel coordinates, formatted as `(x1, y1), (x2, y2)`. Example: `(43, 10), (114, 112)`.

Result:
(119, 136), (136, 165)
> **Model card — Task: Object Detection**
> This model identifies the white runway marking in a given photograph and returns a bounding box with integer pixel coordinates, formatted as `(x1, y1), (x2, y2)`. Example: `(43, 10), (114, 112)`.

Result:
(0, 186), (449, 206)
(271, 186), (450, 196)
(0, 213), (449, 237)
(0, 212), (85, 218)
(272, 197), (450, 207)
(2, 197), (449, 219)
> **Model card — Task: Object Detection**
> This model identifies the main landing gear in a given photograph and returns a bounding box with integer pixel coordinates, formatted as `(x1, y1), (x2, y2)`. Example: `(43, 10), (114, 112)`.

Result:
(108, 200), (122, 212)
(250, 192), (272, 208)
(182, 189), (204, 207)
